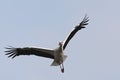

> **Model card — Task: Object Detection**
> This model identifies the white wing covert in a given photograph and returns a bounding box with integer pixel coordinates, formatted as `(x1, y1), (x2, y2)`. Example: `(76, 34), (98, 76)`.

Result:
(63, 15), (89, 50)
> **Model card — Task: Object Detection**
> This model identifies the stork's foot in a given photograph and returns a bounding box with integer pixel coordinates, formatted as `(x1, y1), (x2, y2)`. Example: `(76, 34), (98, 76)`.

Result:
(61, 68), (64, 73)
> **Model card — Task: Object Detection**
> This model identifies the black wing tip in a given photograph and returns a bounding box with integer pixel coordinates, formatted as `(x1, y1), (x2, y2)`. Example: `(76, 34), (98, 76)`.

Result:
(82, 15), (89, 24)
(79, 14), (89, 28)
(5, 46), (18, 59)
(75, 14), (89, 29)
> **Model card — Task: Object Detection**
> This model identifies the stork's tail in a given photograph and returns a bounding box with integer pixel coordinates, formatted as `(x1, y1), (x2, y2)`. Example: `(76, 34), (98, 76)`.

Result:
(51, 55), (67, 66)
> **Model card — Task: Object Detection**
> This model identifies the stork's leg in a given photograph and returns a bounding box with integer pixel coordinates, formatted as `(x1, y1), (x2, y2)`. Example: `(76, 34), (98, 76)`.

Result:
(62, 63), (64, 73)
(60, 63), (64, 73)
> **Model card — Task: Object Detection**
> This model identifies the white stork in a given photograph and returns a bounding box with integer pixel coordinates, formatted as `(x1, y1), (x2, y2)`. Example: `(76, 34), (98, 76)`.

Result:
(5, 15), (89, 73)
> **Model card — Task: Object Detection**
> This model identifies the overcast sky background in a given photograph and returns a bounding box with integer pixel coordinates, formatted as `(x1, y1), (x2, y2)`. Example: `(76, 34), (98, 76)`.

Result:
(0, 0), (120, 80)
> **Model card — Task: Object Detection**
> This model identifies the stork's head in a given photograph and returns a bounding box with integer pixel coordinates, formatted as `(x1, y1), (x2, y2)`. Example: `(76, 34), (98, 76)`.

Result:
(59, 41), (63, 47)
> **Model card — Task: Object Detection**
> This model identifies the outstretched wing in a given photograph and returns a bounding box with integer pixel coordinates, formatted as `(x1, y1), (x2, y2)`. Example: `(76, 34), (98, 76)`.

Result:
(5, 46), (54, 59)
(63, 15), (89, 50)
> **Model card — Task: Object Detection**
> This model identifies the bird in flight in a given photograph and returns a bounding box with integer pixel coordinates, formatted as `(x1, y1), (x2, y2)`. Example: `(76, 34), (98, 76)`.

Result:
(5, 15), (89, 73)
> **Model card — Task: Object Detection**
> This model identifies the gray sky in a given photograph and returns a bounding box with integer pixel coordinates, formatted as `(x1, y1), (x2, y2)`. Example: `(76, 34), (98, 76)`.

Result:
(0, 0), (120, 80)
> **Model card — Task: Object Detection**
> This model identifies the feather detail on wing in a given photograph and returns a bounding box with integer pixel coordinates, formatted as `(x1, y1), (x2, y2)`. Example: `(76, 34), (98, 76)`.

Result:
(5, 46), (54, 59)
(63, 15), (89, 50)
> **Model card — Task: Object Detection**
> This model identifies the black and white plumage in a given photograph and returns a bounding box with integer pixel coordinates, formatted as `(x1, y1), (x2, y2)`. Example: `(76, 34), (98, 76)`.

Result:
(5, 15), (89, 73)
